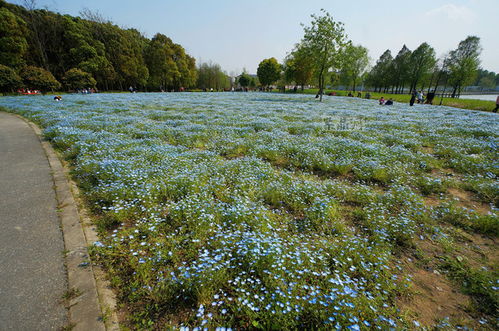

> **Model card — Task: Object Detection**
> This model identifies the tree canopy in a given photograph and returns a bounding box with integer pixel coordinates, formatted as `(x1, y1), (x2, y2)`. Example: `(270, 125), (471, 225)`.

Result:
(0, 63), (22, 92)
(447, 36), (481, 97)
(407, 42), (436, 93)
(0, 6), (28, 68)
(299, 9), (348, 101)
(63, 68), (96, 90)
(20, 65), (60, 91)
(238, 72), (251, 88)
(284, 46), (314, 90)
(197, 62), (230, 90)
(257, 58), (281, 88)
(340, 44), (369, 91)
(0, 0), (196, 91)
(363, 36), (484, 97)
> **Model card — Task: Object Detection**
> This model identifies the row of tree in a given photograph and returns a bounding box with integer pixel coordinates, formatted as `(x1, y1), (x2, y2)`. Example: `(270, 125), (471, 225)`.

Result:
(0, 0), (197, 92)
(256, 10), (490, 100)
(367, 36), (483, 98)
(473, 69), (499, 90)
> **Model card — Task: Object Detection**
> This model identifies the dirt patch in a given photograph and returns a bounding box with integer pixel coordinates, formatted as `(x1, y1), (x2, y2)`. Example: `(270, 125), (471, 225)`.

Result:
(421, 146), (434, 154)
(424, 196), (441, 207)
(438, 224), (497, 271)
(398, 227), (497, 328)
(470, 234), (499, 266)
(447, 188), (491, 215)
(451, 231), (499, 270)
(398, 266), (473, 327)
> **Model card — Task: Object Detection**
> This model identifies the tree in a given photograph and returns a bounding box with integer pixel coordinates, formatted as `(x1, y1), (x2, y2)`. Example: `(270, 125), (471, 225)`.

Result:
(427, 54), (453, 99)
(170, 43), (196, 90)
(366, 50), (393, 92)
(113, 28), (149, 89)
(407, 42), (436, 92)
(257, 57), (281, 88)
(0, 64), (22, 92)
(479, 76), (495, 90)
(391, 45), (412, 94)
(283, 45), (314, 90)
(196, 62), (230, 90)
(0, 7), (28, 67)
(144, 33), (196, 91)
(238, 71), (251, 88)
(144, 33), (177, 90)
(249, 76), (258, 88)
(300, 9), (348, 101)
(448, 36), (481, 98)
(182, 55), (197, 89)
(20, 65), (60, 91)
(63, 68), (96, 90)
(473, 69), (496, 90)
(340, 44), (369, 91)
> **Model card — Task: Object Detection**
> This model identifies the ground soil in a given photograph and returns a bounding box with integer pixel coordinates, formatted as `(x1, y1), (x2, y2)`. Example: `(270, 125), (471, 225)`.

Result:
(397, 182), (497, 329)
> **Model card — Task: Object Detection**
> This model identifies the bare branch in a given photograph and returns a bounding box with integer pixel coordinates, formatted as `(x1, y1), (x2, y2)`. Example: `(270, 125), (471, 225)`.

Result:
(79, 7), (109, 24)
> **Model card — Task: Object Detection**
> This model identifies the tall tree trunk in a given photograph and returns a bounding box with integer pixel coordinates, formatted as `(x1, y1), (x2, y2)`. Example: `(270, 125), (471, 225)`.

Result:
(427, 73), (435, 94)
(319, 73), (324, 102)
(316, 65), (325, 101)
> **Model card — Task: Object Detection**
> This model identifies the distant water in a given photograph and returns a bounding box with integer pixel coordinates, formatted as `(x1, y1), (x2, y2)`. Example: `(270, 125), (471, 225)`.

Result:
(460, 94), (498, 101)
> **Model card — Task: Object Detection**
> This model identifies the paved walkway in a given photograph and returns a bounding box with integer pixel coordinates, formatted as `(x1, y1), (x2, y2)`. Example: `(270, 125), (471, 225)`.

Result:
(0, 112), (68, 330)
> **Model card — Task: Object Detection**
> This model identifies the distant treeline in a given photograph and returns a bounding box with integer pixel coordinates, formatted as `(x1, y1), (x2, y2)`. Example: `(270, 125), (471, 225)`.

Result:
(365, 38), (498, 97)
(281, 36), (496, 99)
(254, 10), (498, 100)
(0, 0), (197, 92)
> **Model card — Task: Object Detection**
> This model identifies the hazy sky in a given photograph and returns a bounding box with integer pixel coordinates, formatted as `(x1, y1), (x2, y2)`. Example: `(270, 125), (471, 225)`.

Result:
(9, 0), (499, 74)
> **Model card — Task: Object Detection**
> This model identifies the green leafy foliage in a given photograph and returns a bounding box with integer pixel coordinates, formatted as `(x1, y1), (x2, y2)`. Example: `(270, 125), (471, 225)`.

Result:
(257, 57), (281, 87)
(300, 9), (348, 101)
(340, 44), (369, 91)
(238, 72), (251, 88)
(0, 6), (28, 68)
(20, 65), (60, 91)
(196, 62), (230, 90)
(366, 36), (482, 98)
(144, 33), (196, 91)
(0, 2), (195, 91)
(448, 36), (482, 97)
(0, 64), (22, 92)
(407, 42), (436, 92)
(283, 46), (314, 90)
(63, 68), (97, 90)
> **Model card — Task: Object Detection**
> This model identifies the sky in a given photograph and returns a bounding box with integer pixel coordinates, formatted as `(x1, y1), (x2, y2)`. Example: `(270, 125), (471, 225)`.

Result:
(9, 0), (499, 75)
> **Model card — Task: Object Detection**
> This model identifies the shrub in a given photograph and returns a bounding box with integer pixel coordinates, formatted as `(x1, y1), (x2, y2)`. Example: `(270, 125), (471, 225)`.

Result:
(63, 68), (97, 90)
(0, 64), (22, 92)
(20, 65), (61, 92)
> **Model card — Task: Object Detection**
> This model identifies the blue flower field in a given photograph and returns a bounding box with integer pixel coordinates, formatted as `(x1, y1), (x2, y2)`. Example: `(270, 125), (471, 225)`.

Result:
(1, 92), (497, 329)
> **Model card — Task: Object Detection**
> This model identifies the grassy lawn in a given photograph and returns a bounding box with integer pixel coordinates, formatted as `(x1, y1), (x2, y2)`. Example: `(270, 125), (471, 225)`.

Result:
(286, 88), (497, 112)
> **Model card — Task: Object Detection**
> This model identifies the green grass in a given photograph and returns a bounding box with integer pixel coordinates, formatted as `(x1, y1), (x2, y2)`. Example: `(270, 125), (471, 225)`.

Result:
(284, 88), (497, 112)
